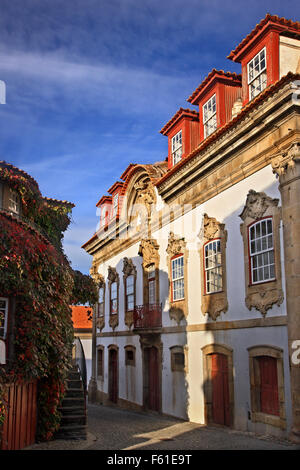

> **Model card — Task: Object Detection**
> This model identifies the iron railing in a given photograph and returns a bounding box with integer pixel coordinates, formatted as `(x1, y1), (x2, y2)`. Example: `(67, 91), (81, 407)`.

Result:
(133, 303), (162, 329)
(73, 337), (87, 393)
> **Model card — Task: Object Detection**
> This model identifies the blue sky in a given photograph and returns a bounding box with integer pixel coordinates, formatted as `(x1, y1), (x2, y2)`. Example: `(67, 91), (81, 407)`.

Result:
(0, 0), (299, 274)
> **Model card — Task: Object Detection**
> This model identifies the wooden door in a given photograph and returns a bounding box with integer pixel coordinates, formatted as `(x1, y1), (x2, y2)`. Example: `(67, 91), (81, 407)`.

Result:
(147, 346), (159, 411)
(211, 353), (230, 426)
(109, 349), (118, 403)
(258, 356), (279, 416)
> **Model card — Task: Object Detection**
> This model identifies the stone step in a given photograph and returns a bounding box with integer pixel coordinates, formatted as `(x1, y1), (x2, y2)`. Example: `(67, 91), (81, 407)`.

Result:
(55, 424), (87, 441)
(67, 379), (83, 389)
(68, 371), (81, 381)
(62, 396), (85, 407)
(64, 388), (85, 398)
(60, 414), (86, 426)
(58, 405), (85, 416)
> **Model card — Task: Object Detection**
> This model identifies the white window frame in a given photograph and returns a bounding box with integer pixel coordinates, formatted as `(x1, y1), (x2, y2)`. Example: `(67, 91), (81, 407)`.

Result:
(204, 239), (223, 294)
(8, 188), (20, 214)
(112, 193), (119, 217)
(110, 281), (118, 314)
(171, 255), (184, 301)
(171, 130), (183, 166)
(203, 94), (217, 138)
(247, 47), (267, 101)
(249, 217), (275, 285)
(125, 274), (135, 311)
(98, 286), (105, 317)
(0, 297), (8, 339)
(148, 265), (156, 305)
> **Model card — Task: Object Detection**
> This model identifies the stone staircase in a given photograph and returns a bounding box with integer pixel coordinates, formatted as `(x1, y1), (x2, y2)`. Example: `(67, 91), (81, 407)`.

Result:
(55, 365), (87, 440)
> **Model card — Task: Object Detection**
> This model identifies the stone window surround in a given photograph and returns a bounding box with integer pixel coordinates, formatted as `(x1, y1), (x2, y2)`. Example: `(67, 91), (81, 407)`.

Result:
(122, 257), (137, 329)
(96, 345), (104, 379)
(166, 232), (189, 325)
(170, 345), (188, 373)
(124, 345), (136, 367)
(108, 267), (120, 331)
(239, 190), (284, 317)
(248, 345), (286, 429)
(0, 296), (9, 339)
(202, 343), (234, 427)
(199, 214), (228, 321)
(138, 238), (160, 306)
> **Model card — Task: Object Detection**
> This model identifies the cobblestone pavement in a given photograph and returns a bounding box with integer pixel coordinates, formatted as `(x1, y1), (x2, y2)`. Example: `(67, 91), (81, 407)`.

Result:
(25, 403), (300, 451)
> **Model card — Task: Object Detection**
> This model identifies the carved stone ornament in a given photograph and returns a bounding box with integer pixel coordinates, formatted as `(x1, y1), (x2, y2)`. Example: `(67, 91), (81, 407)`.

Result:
(96, 316), (105, 331)
(271, 142), (300, 177)
(239, 189), (279, 221)
(107, 266), (118, 283)
(166, 232), (186, 257)
(169, 305), (185, 325)
(245, 289), (284, 318)
(90, 261), (104, 285)
(122, 257), (135, 276)
(203, 213), (226, 242)
(109, 314), (119, 331)
(134, 179), (156, 218)
(138, 238), (160, 268)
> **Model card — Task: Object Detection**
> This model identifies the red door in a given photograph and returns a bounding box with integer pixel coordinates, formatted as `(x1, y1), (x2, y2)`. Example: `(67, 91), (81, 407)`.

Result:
(211, 353), (230, 426)
(109, 349), (118, 403)
(258, 356), (279, 416)
(148, 347), (159, 411)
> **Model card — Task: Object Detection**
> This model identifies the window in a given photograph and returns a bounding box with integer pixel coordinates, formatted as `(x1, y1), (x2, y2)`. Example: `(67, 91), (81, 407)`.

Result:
(98, 286), (105, 317)
(0, 297), (8, 338)
(247, 48), (267, 101)
(97, 347), (103, 378)
(170, 346), (186, 372)
(112, 193), (119, 217)
(125, 275), (134, 311)
(8, 188), (20, 214)
(249, 218), (275, 284)
(203, 94), (217, 138)
(110, 281), (118, 314)
(148, 264), (156, 305)
(171, 130), (182, 165)
(171, 255), (184, 301)
(204, 239), (222, 294)
(125, 347), (135, 366)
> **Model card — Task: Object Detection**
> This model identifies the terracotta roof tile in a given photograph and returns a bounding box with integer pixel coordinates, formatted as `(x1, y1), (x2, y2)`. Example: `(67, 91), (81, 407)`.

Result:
(228, 14), (300, 61)
(156, 72), (300, 187)
(187, 69), (242, 105)
(71, 306), (93, 330)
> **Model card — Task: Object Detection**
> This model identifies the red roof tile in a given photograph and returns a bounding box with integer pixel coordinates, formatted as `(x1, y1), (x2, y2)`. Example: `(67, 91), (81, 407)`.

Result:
(71, 306), (93, 330)
(228, 14), (300, 62)
(156, 72), (300, 187)
(160, 108), (199, 136)
(187, 69), (242, 105)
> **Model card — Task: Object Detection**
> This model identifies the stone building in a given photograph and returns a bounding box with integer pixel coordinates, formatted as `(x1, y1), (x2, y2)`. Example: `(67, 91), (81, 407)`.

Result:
(83, 14), (300, 442)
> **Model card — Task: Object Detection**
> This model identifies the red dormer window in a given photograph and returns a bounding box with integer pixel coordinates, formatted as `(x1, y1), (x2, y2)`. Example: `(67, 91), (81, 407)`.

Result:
(171, 130), (183, 165)
(160, 108), (199, 169)
(203, 94), (217, 138)
(247, 47), (267, 100)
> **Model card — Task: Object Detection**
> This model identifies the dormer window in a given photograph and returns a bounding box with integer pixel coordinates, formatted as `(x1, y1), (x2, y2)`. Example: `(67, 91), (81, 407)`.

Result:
(247, 48), (267, 101)
(112, 193), (119, 217)
(172, 130), (182, 165)
(203, 94), (217, 138)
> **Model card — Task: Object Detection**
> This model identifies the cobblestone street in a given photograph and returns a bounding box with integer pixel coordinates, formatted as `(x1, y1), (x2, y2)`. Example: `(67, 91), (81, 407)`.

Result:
(26, 403), (300, 451)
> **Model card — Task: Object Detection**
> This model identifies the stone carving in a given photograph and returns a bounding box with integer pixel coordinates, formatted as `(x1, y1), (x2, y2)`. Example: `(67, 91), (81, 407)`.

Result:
(134, 179), (156, 218)
(109, 314), (119, 331)
(107, 266), (119, 331)
(169, 305), (185, 325)
(122, 257), (135, 276)
(245, 289), (284, 317)
(203, 213), (226, 241)
(122, 257), (137, 329)
(138, 238), (160, 268)
(239, 190), (279, 221)
(166, 232), (186, 257)
(96, 316), (105, 332)
(107, 266), (118, 283)
(272, 142), (300, 176)
(90, 261), (104, 285)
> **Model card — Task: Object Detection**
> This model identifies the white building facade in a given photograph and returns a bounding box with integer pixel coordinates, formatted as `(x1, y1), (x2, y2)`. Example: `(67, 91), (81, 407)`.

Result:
(83, 14), (300, 442)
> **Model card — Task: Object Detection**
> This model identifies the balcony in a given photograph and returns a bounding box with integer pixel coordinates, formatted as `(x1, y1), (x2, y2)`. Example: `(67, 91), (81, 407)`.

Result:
(133, 303), (162, 330)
